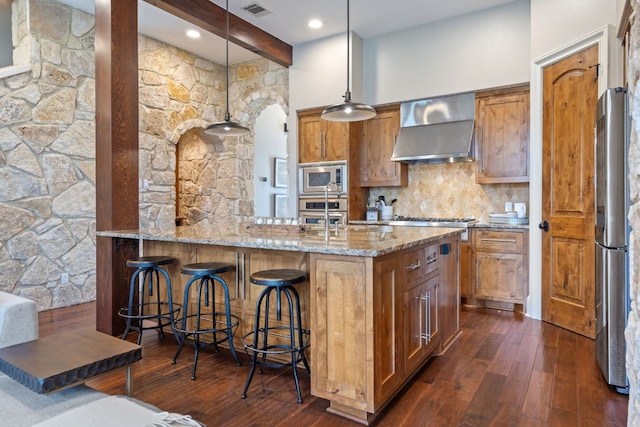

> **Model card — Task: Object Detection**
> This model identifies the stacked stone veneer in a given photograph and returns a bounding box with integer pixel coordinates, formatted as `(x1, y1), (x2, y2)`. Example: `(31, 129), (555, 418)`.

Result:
(0, 0), (288, 310)
(627, 0), (640, 423)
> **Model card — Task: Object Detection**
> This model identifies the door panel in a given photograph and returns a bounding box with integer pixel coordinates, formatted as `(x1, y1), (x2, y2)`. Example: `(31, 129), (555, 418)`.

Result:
(541, 44), (598, 338)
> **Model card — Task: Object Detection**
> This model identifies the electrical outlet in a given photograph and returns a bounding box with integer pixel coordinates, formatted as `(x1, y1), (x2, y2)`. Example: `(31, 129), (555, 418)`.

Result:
(61, 273), (69, 284)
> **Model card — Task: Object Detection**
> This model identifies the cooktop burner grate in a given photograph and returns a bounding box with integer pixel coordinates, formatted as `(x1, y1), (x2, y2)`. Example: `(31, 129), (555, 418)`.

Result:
(389, 216), (476, 227)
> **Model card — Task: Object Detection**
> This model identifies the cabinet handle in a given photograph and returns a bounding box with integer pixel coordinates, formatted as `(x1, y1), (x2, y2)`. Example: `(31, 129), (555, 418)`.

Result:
(426, 254), (438, 264)
(234, 252), (240, 299)
(239, 252), (245, 299)
(420, 292), (431, 343)
(321, 132), (326, 159)
(480, 238), (516, 244)
(405, 260), (421, 271)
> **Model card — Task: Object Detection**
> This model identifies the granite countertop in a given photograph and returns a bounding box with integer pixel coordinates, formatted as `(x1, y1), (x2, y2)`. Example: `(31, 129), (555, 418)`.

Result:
(96, 224), (463, 257)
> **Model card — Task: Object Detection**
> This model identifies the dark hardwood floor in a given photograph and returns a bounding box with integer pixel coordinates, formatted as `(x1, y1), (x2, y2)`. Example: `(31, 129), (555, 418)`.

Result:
(37, 303), (628, 426)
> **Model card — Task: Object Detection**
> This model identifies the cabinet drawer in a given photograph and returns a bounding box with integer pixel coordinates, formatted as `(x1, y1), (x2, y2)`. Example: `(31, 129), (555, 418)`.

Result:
(402, 247), (424, 286)
(423, 243), (440, 277)
(474, 230), (523, 253)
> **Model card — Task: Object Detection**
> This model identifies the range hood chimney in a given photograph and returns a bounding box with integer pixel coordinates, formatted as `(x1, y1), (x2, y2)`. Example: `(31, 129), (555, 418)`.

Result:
(391, 92), (475, 164)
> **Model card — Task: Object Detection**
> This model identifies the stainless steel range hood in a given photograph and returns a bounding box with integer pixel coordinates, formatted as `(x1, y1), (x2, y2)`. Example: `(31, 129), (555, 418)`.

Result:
(391, 92), (475, 164)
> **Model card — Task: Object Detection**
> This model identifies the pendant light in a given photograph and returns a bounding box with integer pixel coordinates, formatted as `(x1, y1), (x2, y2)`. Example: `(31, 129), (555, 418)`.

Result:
(321, 0), (376, 122)
(205, 0), (250, 136)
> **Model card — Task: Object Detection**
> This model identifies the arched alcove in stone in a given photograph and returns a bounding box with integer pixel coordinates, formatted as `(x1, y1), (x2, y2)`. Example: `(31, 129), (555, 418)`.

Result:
(175, 126), (253, 227)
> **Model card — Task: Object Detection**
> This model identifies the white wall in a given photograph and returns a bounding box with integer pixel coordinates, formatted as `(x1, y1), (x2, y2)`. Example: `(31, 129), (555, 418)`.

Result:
(254, 104), (288, 217)
(531, 0), (619, 60)
(363, 0), (530, 105)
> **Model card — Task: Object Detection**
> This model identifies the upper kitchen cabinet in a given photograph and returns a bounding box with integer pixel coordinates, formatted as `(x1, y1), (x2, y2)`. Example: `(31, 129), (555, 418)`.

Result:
(359, 104), (408, 187)
(474, 84), (530, 184)
(298, 108), (349, 163)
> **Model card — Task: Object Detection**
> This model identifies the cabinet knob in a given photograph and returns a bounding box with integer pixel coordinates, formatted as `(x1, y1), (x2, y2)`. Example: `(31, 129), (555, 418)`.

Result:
(539, 220), (550, 232)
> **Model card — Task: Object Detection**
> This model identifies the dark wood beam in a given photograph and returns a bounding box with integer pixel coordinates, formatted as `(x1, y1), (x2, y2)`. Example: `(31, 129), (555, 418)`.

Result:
(95, 0), (140, 335)
(143, 0), (293, 67)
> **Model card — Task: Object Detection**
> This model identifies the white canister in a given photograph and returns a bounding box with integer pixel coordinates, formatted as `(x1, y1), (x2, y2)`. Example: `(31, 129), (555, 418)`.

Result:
(514, 203), (527, 218)
(380, 206), (394, 220)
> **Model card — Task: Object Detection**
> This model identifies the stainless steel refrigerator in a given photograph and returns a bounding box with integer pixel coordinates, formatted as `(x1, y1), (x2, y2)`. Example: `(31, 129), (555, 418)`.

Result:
(595, 87), (630, 394)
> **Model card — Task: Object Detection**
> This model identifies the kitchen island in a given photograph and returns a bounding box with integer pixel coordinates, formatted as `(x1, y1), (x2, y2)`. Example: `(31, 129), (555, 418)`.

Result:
(97, 223), (463, 424)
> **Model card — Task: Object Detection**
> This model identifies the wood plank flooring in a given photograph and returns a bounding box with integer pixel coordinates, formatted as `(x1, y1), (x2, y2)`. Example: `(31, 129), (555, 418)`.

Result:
(37, 303), (628, 426)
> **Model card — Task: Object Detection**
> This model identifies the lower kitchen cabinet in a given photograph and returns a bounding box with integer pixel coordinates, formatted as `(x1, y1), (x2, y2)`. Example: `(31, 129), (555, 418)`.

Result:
(467, 228), (529, 311)
(310, 234), (461, 423)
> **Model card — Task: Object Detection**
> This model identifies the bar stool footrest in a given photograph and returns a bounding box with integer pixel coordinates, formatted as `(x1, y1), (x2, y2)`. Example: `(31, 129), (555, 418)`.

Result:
(173, 313), (240, 338)
(242, 327), (310, 357)
(117, 303), (182, 321)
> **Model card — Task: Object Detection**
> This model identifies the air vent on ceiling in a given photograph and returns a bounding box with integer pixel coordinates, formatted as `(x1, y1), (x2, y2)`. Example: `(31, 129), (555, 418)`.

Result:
(242, 2), (272, 18)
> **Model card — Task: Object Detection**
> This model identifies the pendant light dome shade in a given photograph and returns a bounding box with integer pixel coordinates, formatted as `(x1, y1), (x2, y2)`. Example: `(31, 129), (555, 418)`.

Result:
(321, 0), (375, 122)
(321, 91), (377, 122)
(205, 0), (249, 137)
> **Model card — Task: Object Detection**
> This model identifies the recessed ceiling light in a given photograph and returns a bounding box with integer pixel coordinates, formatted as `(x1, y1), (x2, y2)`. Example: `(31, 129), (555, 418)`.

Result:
(308, 19), (322, 29)
(186, 29), (201, 38)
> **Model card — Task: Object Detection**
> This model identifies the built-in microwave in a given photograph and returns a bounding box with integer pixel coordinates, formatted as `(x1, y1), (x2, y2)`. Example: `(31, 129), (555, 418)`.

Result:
(298, 161), (347, 195)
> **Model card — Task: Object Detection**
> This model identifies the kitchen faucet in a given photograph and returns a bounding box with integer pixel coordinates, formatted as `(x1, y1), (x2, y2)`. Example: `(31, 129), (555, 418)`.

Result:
(324, 182), (341, 236)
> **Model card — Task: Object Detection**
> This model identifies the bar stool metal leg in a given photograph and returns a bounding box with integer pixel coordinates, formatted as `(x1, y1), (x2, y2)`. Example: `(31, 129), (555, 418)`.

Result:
(119, 256), (181, 346)
(241, 269), (310, 403)
(172, 262), (241, 380)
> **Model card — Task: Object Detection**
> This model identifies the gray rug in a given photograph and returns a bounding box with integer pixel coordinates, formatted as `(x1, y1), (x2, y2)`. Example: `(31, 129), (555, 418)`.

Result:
(0, 374), (106, 426)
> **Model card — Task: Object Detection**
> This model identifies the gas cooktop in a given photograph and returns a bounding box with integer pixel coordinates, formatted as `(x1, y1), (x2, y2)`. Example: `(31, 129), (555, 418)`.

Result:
(389, 216), (477, 228)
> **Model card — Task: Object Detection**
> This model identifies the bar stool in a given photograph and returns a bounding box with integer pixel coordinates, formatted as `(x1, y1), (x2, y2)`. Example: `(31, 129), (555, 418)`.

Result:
(241, 269), (310, 403)
(119, 256), (181, 345)
(172, 262), (241, 380)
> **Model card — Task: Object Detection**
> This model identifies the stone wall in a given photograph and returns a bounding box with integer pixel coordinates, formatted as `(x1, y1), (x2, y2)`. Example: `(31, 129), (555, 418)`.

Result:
(0, 0), (96, 310)
(137, 45), (289, 230)
(0, 0), (289, 310)
(627, 0), (640, 423)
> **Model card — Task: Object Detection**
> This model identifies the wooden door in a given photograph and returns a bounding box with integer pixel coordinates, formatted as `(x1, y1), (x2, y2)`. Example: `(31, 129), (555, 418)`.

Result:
(541, 44), (598, 338)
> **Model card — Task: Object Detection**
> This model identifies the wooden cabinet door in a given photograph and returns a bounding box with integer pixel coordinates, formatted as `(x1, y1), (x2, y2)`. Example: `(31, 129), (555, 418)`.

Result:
(460, 239), (472, 301)
(373, 255), (401, 405)
(439, 236), (460, 352)
(475, 85), (530, 183)
(323, 120), (349, 162)
(403, 275), (439, 375)
(359, 106), (407, 187)
(298, 113), (323, 163)
(475, 251), (524, 302)
(310, 254), (373, 411)
(298, 111), (349, 163)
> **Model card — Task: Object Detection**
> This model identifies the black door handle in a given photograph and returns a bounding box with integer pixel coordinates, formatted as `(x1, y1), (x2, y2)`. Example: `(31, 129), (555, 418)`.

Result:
(539, 220), (549, 232)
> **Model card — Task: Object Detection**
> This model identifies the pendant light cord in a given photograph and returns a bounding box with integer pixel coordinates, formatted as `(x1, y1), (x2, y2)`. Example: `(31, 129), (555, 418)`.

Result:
(224, 0), (230, 121)
(345, 0), (351, 101)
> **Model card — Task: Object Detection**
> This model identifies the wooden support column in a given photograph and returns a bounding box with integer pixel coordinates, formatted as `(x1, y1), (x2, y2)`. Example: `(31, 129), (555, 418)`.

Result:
(95, 0), (140, 335)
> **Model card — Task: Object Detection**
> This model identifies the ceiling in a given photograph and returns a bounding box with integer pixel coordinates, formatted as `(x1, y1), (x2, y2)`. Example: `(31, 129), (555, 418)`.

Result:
(58, 0), (519, 65)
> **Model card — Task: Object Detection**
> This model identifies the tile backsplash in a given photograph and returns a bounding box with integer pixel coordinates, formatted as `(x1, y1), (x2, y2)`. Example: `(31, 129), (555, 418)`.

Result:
(369, 162), (529, 222)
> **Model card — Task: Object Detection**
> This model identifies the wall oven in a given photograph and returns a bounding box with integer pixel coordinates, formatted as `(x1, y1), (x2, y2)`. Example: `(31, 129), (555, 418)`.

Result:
(298, 161), (347, 195)
(299, 197), (348, 226)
